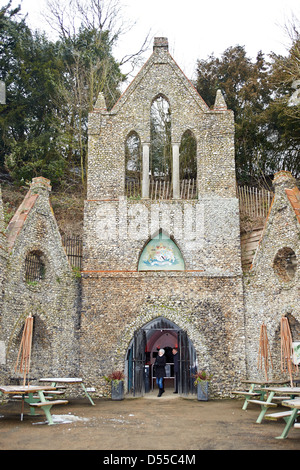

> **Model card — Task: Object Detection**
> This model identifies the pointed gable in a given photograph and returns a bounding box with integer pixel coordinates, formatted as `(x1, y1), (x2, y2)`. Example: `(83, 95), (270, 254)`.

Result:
(250, 171), (299, 272)
(6, 191), (39, 252)
(5, 177), (51, 252)
(111, 37), (210, 114)
(88, 37), (236, 200)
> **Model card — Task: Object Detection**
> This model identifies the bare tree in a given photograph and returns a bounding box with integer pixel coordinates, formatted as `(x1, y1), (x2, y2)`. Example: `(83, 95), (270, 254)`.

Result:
(44, 0), (151, 77)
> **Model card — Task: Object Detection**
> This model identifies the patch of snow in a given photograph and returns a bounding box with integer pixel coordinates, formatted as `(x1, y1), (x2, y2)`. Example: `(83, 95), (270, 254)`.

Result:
(32, 414), (90, 425)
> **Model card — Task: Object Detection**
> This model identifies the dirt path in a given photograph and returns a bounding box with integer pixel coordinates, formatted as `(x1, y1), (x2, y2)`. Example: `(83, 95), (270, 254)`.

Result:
(0, 391), (299, 451)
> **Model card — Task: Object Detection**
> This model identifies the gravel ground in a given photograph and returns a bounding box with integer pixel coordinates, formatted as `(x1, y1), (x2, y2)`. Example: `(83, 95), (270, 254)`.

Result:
(0, 391), (299, 452)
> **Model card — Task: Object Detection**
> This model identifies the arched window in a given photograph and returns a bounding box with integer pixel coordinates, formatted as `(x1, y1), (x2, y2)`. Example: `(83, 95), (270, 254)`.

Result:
(273, 247), (297, 282)
(138, 230), (185, 271)
(150, 95), (172, 181)
(125, 131), (142, 197)
(25, 250), (46, 283)
(180, 130), (197, 180)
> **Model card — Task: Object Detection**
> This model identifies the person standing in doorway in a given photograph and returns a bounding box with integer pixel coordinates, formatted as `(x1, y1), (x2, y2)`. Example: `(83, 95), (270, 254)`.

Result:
(154, 349), (166, 397)
(172, 347), (179, 393)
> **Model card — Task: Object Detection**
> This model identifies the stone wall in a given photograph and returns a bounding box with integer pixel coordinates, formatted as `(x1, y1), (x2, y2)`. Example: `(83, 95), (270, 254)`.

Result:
(81, 38), (244, 397)
(87, 37), (236, 200)
(243, 171), (300, 379)
(0, 185), (8, 366)
(80, 272), (246, 397)
(82, 198), (241, 275)
(0, 178), (81, 385)
(0, 38), (299, 399)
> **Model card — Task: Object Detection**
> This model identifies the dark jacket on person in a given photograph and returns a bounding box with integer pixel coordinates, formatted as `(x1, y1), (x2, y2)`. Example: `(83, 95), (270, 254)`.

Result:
(154, 355), (166, 378)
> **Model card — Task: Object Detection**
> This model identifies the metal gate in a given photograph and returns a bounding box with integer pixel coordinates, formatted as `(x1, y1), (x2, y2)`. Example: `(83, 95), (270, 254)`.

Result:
(127, 317), (197, 397)
(132, 328), (146, 397)
(178, 329), (197, 396)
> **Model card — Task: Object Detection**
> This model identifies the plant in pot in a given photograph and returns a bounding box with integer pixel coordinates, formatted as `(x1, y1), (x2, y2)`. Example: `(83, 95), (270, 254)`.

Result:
(104, 371), (125, 400)
(193, 370), (213, 401)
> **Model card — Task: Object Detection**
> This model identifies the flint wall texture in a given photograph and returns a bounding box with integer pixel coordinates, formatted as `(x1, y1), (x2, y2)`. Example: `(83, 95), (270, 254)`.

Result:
(87, 39), (236, 200)
(80, 273), (246, 397)
(81, 38), (245, 397)
(0, 38), (299, 399)
(243, 172), (300, 380)
(0, 178), (81, 386)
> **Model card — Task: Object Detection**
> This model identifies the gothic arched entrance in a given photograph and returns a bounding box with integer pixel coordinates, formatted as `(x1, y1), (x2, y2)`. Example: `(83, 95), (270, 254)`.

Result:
(126, 317), (197, 397)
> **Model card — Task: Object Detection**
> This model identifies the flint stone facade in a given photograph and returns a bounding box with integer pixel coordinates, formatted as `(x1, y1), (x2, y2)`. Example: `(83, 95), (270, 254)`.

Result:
(244, 171), (300, 377)
(0, 177), (80, 385)
(0, 39), (299, 398)
(81, 37), (245, 397)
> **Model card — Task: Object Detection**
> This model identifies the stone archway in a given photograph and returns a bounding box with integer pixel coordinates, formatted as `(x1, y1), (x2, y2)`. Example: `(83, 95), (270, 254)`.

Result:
(126, 316), (197, 397)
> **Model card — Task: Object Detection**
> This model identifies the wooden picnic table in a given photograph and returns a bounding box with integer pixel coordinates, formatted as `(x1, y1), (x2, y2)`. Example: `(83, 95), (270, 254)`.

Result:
(280, 398), (300, 439)
(39, 377), (95, 406)
(250, 387), (300, 425)
(233, 378), (291, 410)
(0, 385), (68, 425)
(242, 379), (291, 386)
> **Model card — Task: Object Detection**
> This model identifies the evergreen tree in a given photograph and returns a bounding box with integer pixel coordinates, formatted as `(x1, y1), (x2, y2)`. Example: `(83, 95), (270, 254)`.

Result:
(195, 46), (274, 185)
(0, 2), (66, 185)
(266, 23), (300, 178)
(0, 0), (125, 188)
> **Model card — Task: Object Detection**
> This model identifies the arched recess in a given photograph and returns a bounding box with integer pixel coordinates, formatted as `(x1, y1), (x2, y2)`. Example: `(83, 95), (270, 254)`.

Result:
(125, 130), (142, 196)
(273, 247), (297, 282)
(126, 316), (197, 397)
(10, 312), (53, 381)
(138, 229), (185, 271)
(179, 129), (197, 181)
(273, 313), (300, 373)
(150, 94), (172, 182)
(24, 250), (47, 284)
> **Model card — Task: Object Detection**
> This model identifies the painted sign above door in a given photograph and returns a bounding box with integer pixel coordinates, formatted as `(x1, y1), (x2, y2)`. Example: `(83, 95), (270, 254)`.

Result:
(138, 231), (185, 271)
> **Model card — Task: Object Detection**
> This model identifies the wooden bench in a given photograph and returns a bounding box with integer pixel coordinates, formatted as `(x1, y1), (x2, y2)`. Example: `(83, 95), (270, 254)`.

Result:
(29, 399), (68, 425)
(232, 390), (262, 410)
(271, 396), (290, 401)
(247, 399), (278, 423)
(232, 391), (261, 397)
(247, 399), (277, 407)
(12, 394), (39, 399)
(265, 410), (300, 421)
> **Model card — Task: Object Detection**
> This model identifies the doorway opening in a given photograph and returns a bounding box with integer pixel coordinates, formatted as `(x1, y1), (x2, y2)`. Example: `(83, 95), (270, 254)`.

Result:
(126, 317), (197, 397)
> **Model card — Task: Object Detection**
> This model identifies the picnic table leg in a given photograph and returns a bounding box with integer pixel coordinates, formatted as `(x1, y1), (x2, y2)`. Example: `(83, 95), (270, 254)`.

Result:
(81, 383), (95, 405)
(20, 393), (37, 420)
(20, 393), (25, 421)
(275, 408), (299, 439)
(39, 403), (55, 425)
(256, 391), (275, 424)
(27, 392), (39, 416)
(38, 391), (56, 425)
(242, 384), (255, 410)
(28, 390), (50, 419)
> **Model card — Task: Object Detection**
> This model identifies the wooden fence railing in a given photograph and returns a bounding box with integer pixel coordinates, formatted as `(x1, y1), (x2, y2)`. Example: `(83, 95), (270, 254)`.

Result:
(237, 186), (274, 218)
(126, 179), (273, 216)
(59, 185), (273, 274)
(126, 178), (198, 200)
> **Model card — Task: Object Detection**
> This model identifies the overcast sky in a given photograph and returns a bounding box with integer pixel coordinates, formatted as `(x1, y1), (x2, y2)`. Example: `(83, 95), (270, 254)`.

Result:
(6, 0), (300, 81)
